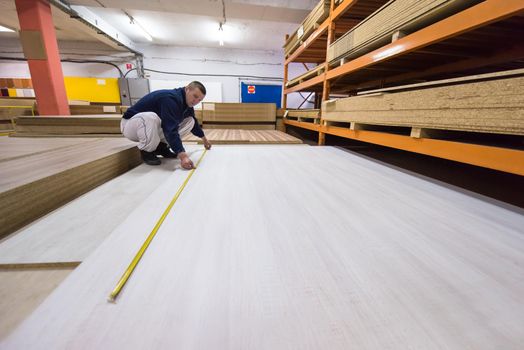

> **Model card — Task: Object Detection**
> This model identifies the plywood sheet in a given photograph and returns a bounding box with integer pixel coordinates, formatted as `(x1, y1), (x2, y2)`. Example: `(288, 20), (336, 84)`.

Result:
(0, 138), (141, 238)
(14, 115), (122, 135)
(328, 0), (481, 63)
(3, 146), (524, 349)
(0, 267), (74, 341)
(183, 129), (302, 144)
(202, 103), (276, 123)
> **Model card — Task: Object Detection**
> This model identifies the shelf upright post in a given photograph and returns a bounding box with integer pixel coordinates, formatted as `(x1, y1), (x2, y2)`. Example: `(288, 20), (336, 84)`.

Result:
(319, 0), (337, 146)
(283, 34), (289, 111)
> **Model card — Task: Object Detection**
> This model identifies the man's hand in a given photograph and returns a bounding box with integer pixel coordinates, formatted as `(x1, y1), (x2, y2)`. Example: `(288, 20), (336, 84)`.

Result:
(202, 136), (212, 150)
(178, 152), (194, 170)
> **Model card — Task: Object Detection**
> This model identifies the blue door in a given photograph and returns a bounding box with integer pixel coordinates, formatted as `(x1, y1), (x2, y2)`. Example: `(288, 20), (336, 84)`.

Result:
(241, 83), (281, 108)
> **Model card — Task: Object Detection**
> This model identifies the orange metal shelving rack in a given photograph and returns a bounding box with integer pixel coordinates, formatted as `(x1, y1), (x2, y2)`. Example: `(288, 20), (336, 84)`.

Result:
(282, 0), (524, 176)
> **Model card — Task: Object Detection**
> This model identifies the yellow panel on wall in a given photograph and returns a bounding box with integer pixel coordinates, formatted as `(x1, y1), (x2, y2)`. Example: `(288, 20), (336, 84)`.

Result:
(64, 77), (121, 104)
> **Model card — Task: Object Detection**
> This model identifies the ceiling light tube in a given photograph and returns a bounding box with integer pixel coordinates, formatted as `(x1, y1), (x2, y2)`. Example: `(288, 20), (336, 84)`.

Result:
(0, 25), (14, 32)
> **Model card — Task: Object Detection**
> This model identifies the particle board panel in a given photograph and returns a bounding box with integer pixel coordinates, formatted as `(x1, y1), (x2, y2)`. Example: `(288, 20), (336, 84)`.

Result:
(0, 157), (197, 264)
(202, 123), (275, 130)
(202, 103), (276, 123)
(3, 146), (524, 349)
(0, 267), (74, 341)
(182, 129), (302, 144)
(322, 75), (524, 135)
(14, 115), (122, 135)
(284, 0), (330, 57)
(0, 137), (98, 162)
(327, 0), (482, 63)
(0, 138), (141, 238)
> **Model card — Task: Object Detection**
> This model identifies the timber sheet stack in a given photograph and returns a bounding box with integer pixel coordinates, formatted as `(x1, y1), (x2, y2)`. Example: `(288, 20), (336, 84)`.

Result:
(327, 0), (482, 64)
(0, 137), (140, 239)
(183, 129), (302, 144)
(322, 74), (524, 135)
(202, 102), (276, 130)
(13, 115), (122, 136)
(0, 99), (35, 131)
(284, 0), (330, 57)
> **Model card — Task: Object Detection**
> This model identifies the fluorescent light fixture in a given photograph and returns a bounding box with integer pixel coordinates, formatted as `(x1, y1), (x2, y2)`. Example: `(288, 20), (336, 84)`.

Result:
(218, 23), (224, 46)
(132, 19), (153, 42)
(123, 11), (153, 42)
(0, 25), (14, 32)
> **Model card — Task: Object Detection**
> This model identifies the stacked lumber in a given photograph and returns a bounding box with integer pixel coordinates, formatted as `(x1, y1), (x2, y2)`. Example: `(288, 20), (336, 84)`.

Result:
(0, 98), (36, 131)
(286, 64), (325, 88)
(0, 137), (140, 239)
(202, 102), (276, 130)
(13, 115), (122, 136)
(322, 74), (524, 135)
(284, 0), (330, 57)
(67, 104), (121, 115)
(327, 0), (481, 64)
(182, 129), (302, 144)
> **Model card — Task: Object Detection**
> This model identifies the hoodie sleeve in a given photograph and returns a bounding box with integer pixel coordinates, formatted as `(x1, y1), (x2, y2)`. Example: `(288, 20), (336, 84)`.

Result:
(160, 98), (185, 154)
(190, 116), (205, 138)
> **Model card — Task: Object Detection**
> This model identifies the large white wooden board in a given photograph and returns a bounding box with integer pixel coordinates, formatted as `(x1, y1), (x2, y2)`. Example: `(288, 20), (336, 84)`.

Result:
(3, 146), (524, 349)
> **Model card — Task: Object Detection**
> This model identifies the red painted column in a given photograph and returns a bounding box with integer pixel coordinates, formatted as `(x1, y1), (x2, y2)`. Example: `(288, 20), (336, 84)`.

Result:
(15, 0), (70, 115)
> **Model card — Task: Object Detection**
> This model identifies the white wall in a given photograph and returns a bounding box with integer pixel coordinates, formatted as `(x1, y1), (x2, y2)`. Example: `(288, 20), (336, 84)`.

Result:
(0, 38), (314, 108)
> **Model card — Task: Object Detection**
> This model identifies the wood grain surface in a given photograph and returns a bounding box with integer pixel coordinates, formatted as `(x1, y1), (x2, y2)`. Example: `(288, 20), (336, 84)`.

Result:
(2, 146), (523, 349)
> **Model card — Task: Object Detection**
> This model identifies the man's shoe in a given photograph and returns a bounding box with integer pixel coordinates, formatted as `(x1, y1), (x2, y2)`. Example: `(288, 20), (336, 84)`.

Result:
(140, 150), (161, 165)
(154, 142), (177, 158)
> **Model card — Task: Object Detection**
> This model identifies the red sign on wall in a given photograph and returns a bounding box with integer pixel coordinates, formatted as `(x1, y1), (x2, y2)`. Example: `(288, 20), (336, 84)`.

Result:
(247, 85), (256, 94)
(126, 63), (133, 70)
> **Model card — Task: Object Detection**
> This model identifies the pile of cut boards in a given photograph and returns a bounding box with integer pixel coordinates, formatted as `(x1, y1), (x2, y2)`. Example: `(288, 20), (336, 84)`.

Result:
(327, 0), (482, 64)
(202, 102), (276, 130)
(0, 98), (35, 131)
(0, 137), (140, 239)
(284, 0), (330, 57)
(322, 71), (524, 136)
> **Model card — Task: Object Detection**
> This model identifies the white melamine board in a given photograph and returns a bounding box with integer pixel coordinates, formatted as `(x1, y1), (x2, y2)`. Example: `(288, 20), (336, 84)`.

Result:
(0, 145), (202, 263)
(3, 146), (524, 349)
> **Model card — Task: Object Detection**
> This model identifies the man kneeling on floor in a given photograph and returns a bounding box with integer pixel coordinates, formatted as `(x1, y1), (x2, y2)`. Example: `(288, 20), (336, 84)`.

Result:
(121, 81), (212, 169)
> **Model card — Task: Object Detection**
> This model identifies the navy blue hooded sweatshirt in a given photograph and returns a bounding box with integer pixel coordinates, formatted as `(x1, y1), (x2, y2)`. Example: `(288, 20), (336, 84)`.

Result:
(122, 88), (205, 154)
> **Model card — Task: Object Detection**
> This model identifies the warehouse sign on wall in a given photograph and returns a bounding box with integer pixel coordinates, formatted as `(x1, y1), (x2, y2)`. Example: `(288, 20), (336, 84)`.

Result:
(247, 85), (255, 94)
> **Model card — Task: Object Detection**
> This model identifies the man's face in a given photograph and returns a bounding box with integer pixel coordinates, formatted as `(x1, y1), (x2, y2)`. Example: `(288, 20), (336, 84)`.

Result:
(185, 87), (205, 107)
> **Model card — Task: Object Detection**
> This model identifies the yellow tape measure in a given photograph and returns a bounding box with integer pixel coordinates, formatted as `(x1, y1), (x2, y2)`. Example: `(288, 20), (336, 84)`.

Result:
(108, 149), (208, 302)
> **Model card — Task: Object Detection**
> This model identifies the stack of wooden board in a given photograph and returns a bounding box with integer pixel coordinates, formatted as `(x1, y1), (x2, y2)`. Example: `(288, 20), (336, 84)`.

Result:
(327, 0), (481, 64)
(3, 145), (524, 348)
(13, 115), (122, 137)
(321, 73), (524, 135)
(183, 129), (302, 144)
(0, 98), (35, 131)
(284, 0), (330, 57)
(67, 104), (122, 115)
(0, 137), (140, 239)
(202, 102), (276, 130)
